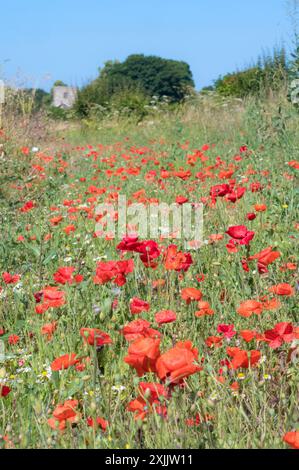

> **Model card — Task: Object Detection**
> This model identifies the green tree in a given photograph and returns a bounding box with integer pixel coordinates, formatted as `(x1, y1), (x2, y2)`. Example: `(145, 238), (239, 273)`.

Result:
(75, 54), (195, 116)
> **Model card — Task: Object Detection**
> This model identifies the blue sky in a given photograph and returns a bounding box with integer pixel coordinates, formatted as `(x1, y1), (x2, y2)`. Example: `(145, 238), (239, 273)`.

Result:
(0, 0), (296, 91)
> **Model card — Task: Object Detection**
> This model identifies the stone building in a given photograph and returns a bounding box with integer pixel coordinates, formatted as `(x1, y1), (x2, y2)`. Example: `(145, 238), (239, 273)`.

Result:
(52, 86), (77, 109)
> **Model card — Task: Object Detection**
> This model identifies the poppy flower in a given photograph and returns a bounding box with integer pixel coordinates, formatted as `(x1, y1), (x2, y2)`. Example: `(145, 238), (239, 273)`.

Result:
(0, 385), (11, 397)
(181, 287), (202, 304)
(152, 279), (166, 289)
(50, 215), (63, 226)
(240, 330), (258, 343)
(35, 286), (66, 314)
(41, 322), (58, 341)
(8, 334), (20, 345)
(237, 300), (264, 317)
(217, 324), (237, 339)
(124, 337), (161, 376)
(51, 353), (80, 371)
(80, 328), (112, 347)
(227, 347), (261, 369)
(176, 196), (189, 204)
(87, 417), (109, 431)
(164, 245), (193, 272)
(121, 319), (161, 342)
(94, 259), (134, 286)
(205, 336), (223, 348)
(156, 341), (202, 384)
(155, 310), (177, 325)
(48, 400), (80, 431)
(138, 382), (168, 401)
(195, 301), (214, 317)
(248, 246), (280, 273)
(209, 234), (224, 243)
(128, 382), (168, 420)
(264, 322), (295, 349)
(268, 283), (294, 296)
(53, 267), (76, 285)
(20, 201), (35, 213)
(130, 297), (150, 315)
(226, 225), (255, 246)
(64, 225), (76, 235)
(2, 272), (21, 284)
(283, 431), (299, 449)
(210, 184), (230, 198)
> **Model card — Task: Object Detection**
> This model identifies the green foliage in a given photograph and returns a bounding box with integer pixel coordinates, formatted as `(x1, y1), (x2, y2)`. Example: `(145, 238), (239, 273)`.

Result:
(288, 37), (299, 108)
(75, 54), (195, 117)
(214, 47), (288, 98)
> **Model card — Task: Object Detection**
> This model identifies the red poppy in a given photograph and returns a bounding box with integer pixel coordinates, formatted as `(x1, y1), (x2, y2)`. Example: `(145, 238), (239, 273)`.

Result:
(248, 246), (280, 273)
(283, 431), (299, 449)
(155, 310), (177, 325)
(51, 353), (80, 371)
(205, 336), (223, 348)
(41, 322), (58, 341)
(268, 283), (294, 296)
(195, 301), (214, 317)
(20, 201), (35, 213)
(237, 300), (264, 317)
(227, 347), (261, 369)
(80, 328), (112, 347)
(254, 204), (267, 212)
(124, 337), (161, 376)
(48, 400), (80, 430)
(217, 324), (237, 339)
(264, 322), (295, 349)
(226, 225), (255, 246)
(94, 259), (134, 286)
(181, 287), (202, 304)
(35, 286), (66, 314)
(87, 417), (109, 431)
(53, 267), (76, 285)
(240, 330), (258, 343)
(156, 341), (202, 384)
(8, 334), (20, 345)
(130, 297), (150, 315)
(0, 385), (11, 397)
(2, 272), (21, 284)
(128, 382), (168, 420)
(164, 245), (193, 272)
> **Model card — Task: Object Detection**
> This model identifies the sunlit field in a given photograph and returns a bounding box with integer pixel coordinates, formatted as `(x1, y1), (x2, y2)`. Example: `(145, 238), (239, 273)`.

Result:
(0, 94), (298, 450)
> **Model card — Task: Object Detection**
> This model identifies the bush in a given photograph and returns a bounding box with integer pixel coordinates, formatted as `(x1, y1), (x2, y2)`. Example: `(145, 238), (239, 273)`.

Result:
(214, 47), (288, 98)
(75, 54), (195, 117)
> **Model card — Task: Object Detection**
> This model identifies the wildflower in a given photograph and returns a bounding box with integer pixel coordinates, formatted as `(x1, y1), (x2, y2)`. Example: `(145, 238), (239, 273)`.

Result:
(268, 283), (294, 296)
(264, 322), (295, 349)
(50, 353), (80, 371)
(124, 337), (161, 376)
(283, 431), (299, 449)
(237, 300), (264, 317)
(226, 225), (255, 246)
(156, 341), (202, 384)
(181, 287), (202, 304)
(80, 328), (112, 347)
(155, 310), (177, 325)
(129, 297), (150, 315)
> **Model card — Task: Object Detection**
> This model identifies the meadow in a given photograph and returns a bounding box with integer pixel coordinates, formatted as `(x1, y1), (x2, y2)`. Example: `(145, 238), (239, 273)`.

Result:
(0, 91), (298, 449)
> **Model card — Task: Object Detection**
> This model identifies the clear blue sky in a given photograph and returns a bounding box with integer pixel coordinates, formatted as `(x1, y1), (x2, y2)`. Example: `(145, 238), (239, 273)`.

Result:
(0, 0), (296, 91)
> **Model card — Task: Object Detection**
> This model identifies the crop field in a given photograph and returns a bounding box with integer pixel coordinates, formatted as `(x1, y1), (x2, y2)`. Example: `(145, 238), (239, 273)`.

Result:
(0, 97), (298, 450)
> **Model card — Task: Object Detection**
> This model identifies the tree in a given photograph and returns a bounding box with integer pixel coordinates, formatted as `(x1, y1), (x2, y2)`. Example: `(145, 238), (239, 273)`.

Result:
(75, 54), (195, 116)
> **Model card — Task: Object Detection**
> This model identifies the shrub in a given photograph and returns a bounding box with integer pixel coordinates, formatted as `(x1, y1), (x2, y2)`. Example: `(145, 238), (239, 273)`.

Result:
(75, 54), (195, 117)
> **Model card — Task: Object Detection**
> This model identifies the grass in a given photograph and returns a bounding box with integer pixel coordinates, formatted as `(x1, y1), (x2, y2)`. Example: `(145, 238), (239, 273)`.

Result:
(0, 92), (298, 449)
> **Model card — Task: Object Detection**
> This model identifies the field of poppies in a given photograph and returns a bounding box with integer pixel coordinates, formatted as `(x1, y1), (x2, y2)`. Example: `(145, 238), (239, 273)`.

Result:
(0, 97), (298, 449)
